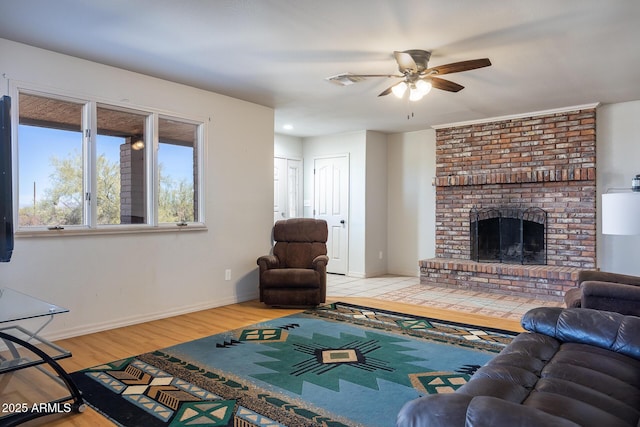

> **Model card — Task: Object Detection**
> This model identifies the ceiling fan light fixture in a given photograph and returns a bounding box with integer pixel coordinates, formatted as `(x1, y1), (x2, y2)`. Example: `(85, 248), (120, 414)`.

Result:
(391, 81), (407, 98)
(408, 85), (424, 101)
(327, 50), (491, 100)
(415, 79), (432, 95)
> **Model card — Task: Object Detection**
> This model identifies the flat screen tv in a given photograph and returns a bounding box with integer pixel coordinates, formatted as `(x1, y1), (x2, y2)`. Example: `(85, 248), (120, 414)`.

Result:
(0, 95), (13, 262)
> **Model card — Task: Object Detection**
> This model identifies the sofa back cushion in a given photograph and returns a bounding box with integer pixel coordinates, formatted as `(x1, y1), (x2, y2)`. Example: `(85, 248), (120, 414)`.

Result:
(522, 307), (640, 360)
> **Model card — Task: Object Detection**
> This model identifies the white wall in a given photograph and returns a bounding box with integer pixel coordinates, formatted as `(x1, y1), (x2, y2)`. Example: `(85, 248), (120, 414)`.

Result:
(0, 39), (275, 340)
(274, 133), (303, 159)
(365, 131), (388, 276)
(386, 129), (436, 276)
(596, 100), (640, 275)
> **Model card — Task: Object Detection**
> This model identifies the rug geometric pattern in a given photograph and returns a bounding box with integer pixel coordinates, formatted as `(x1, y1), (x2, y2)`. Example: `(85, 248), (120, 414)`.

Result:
(81, 357), (230, 426)
(72, 302), (516, 427)
(316, 302), (514, 349)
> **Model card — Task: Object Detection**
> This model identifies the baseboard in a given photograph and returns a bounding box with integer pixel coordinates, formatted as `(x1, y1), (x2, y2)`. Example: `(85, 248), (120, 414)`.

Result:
(346, 271), (366, 278)
(43, 291), (259, 342)
(388, 269), (420, 277)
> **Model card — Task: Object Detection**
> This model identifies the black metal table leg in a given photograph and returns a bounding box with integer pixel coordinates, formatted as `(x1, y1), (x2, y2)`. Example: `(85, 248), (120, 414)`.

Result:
(0, 331), (85, 426)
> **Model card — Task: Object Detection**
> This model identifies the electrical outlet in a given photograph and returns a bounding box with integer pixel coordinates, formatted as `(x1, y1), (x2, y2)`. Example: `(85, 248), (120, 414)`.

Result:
(225, 269), (231, 281)
(379, 251), (383, 260)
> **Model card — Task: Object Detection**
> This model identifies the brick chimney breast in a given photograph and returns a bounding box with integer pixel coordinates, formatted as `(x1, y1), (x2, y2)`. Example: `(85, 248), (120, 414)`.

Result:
(422, 107), (596, 300)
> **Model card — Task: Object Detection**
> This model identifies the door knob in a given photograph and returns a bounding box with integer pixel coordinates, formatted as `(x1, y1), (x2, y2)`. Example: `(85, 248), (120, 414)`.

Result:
(340, 220), (345, 224)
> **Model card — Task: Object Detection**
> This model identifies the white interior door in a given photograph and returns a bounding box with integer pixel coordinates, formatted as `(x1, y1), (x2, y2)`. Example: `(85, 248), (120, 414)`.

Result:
(274, 157), (287, 222)
(274, 157), (302, 222)
(287, 159), (302, 218)
(314, 155), (349, 274)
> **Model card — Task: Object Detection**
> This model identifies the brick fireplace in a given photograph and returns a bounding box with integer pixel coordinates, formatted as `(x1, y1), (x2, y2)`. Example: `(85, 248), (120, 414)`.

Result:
(420, 106), (597, 301)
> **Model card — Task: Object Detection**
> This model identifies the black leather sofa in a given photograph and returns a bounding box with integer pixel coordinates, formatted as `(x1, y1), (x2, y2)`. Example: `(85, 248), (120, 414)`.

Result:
(396, 307), (640, 427)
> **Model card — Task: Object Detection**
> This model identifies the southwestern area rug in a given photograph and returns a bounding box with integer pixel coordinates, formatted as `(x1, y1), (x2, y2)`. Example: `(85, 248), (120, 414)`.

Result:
(71, 302), (517, 427)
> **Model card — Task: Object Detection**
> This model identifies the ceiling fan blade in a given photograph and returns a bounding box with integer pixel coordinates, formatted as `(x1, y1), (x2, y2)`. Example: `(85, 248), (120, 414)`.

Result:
(345, 73), (403, 78)
(394, 51), (418, 74)
(326, 72), (402, 86)
(378, 84), (396, 97)
(426, 58), (491, 76)
(430, 77), (464, 92)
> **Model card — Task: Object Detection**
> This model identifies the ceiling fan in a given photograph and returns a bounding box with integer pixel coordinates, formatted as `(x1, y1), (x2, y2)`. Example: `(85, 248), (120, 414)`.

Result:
(326, 50), (491, 101)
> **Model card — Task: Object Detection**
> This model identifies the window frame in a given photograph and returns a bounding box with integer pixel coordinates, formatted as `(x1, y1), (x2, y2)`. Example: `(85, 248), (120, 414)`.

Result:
(11, 82), (207, 236)
(93, 102), (154, 228)
(156, 114), (205, 225)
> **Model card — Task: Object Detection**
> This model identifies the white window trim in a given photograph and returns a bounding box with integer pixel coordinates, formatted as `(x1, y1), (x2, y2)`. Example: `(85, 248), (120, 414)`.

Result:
(9, 80), (207, 237)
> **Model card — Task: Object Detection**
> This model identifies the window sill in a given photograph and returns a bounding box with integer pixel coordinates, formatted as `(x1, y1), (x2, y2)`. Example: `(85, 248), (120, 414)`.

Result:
(15, 223), (208, 238)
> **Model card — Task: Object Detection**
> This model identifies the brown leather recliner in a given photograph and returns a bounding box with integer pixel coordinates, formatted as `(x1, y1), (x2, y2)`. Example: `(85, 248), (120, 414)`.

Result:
(257, 218), (329, 306)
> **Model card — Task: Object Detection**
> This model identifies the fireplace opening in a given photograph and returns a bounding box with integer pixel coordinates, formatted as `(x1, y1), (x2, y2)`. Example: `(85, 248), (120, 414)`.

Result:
(470, 207), (547, 265)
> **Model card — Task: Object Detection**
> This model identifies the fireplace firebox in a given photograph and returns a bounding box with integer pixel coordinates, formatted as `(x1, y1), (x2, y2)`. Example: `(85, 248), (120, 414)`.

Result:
(470, 207), (547, 265)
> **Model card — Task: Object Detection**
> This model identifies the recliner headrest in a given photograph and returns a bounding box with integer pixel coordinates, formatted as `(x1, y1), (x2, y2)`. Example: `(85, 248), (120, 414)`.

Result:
(273, 218), (328, 243)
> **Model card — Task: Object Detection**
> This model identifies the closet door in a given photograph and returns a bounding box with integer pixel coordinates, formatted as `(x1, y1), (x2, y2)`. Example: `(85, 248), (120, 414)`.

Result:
(274, 157), (302, 222)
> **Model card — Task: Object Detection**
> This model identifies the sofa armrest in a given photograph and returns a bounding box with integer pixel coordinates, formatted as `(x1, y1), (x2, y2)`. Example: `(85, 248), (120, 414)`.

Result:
(579, 270), (640, 287)
(581, 280), (640, 315)
(582, 281), (640, 299)
(521, 307), (640, 360)
(396, 394), (472, 427)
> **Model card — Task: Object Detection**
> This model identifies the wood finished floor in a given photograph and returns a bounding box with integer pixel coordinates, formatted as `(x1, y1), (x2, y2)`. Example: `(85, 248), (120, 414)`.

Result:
(11, 297), (524, 426)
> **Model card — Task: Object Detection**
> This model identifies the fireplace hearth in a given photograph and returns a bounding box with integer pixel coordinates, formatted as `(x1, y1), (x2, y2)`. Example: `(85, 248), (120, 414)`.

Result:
(470, 207), (547, 265)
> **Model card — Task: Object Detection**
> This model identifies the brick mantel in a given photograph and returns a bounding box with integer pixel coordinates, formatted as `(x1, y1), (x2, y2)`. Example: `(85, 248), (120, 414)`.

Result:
(421, 106), (597, 300)
(434, 167), (595, 187)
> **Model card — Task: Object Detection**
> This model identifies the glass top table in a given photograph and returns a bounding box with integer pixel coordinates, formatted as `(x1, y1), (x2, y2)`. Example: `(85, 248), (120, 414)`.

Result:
(0, 288), (85, 424)
(0, 287), (69, 324)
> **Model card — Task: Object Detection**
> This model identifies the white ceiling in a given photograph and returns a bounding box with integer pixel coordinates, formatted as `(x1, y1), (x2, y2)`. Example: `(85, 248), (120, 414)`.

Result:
(1, 0), (639, 137)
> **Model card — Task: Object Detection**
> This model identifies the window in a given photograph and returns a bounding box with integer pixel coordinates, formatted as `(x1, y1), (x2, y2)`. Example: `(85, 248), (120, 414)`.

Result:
(15, 88), (204, 232)
(96, 105), (149, 225)
(158, 117), (199, 224)
(18, 93), (86, 227)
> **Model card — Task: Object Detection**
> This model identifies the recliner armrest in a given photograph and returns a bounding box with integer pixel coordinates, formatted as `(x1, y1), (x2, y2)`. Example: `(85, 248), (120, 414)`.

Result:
(257, 255), (280, 271)
(312, 255), (329, 270)
(521, 307), (640, 360)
